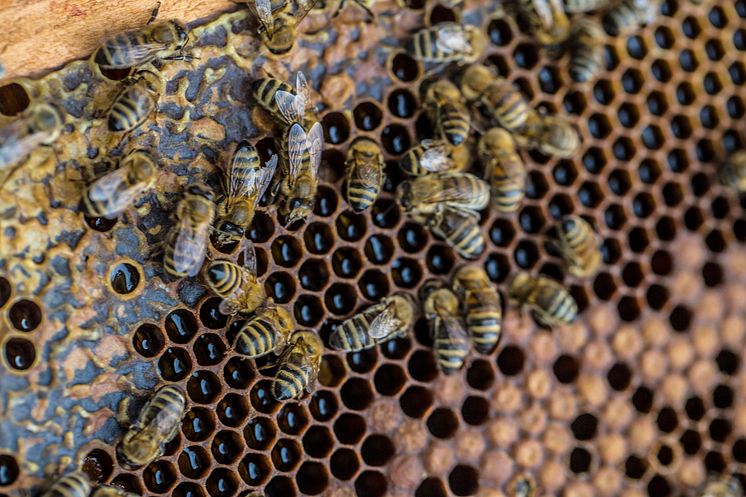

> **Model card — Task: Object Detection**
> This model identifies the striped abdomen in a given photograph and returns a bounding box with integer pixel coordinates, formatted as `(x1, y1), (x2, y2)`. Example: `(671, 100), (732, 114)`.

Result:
(206, 261), (243, 298)
(43, 472), (91, 497)
(490, 155), (525, 213)
(329, 309), (387, 352)
(108, 81), (158, 133)
(464, 289), (502, 354)
(563, 0), (609, 12)
(163, 226), (200, 278)
(347, 158), (382, 213)
(94, 32), (150, 69)
(273, 351), (312, 400)
(252, 78), (295, 122)
(433, 322), (469, 374)
(432, 207), (485, 260)
(408, 26), (459, 62)
(570, 20), (603, 83)
(530, 282), (578, 327)
(437, 103), (470, 146)
(484, 84), (529, 131)
(234, 316), (280, 357)
(604, 0), (652, 35)
(558, 216), (600, 277)
(439, 173), (490, 211)
(137, 385), (186, 431)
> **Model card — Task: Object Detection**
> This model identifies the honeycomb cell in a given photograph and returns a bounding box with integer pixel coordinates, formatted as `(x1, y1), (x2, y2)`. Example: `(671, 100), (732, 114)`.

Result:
(489, 219), (516, 247)
(390, 52), (420, 82)
(427, 408), (459, 439)
(381, 124), (411, 155)
(217, 393), (249, 427)
(646, 90), (668, 116)
(82, 448), (113, 483)
(266, 272), (296, 304)
(143, 460), (177, 494)
(466, 359), (495, 391)
(353, 101), (383, 131)
(194, 334), (226, 366)
(347, 348), (378, 374)
(355, 470), (387, 497)
(364, 235), (394, 265)
(334, 413), (367, 444)
(388, 88), (418, 119)
(303, 425), (334, 458)
(371, 198), (400, 229)
(553, 354), (580, 384)
(271, 236), (302, 268)
(513, 43), (539, 69)
(303, 223), (334, 255)
(6, 299), (40, 333)
(179, 446), (210, 479)
(133, 323), (165, 358)
(336, 210), (367, 242)
(296, 461), (328, 495)
(322, 112), (350, 145)
(409, 349), (438, 382)
(488, 18), (513, 46)
(250, 380), (279, 414)
(426, 245), (455, 275)
(569, 447), (593, 474)
(174, 482), (206, 497)
(716, 349), (740, 375)
(579, 181), (603, 208)
(331, 448), (360, 480)
(392, 257), (422, 288)
(314, 185), (339, 218)
(278, 404), (309, 435)
(461, 396), (489, 426)
(187, 370), (222, 404)
(183, 407), (216, 442)
(361, 434), (395, 467)
(332, 247), (362, 279)
(381, 335), (411, 360)
(85, 215), (118, 232)
(206, 468), (237, 497)
(646, 284), (669, 310)
(110, 474), (143, 494)
(0, 83), (30, 116)
(652, 59), (672, 83)
(400, 385), (434, 418)
(448, 465), (479, 496)
(223, 356), (255, 389)
(341, 377), (374, 410)
(538, 66), (562, 94)
(109, 262), (141, 295)
(622, 69), (643, 94)
(298, 260), (329, 292)
(398, 222), (428, 253)
(200, 297), (228, 330)
(625, 455), (647, 479)
(608, 169), (632, 196)
(310, 390), (339, 421)
(320, 354), (346, 387)
(513, 239), (540, 269)
(272, 438), (302, 472)
(642, 125), (664, 150)
(714, 384), (734, 408)
(626, 35), (647, 59)
(526, 170), (549, 199)
(519, 206), (546, 234)
(604, 204), (627, 231)
(593, 80), (614, 105)
(324, 283), (356, 315)
(246, 212), (274, 244)
(497, 345), (525, 376)
(374, 364), (406, 395)
(244, 416), (277, 450)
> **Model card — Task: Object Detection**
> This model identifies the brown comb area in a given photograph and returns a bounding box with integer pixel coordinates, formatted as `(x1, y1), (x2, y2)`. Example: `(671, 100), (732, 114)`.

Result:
(0, 1), (745, 497)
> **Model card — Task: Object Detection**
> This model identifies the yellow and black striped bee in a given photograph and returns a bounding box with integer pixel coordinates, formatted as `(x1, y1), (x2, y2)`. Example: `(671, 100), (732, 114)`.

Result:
(555, 215), (601, 278)
(424, 80), (471, 146)
(0, 103), (64, 173)
(345, 137), (385, 213)
(516, 113), (581, 158)
(233, 301), (294, 357)
(276, 120), (324, 224)
(508, 474), (538, 497)
(107, 66), (163, 133)
(698, 478), (743, 497)
(250, 0), (319, 55)
(508, 272), (577, 327)
(41, 471), (91, 497)
(569, 18), (604, 83)
(718, 150), (746, 193)
(80, 150), (158, 220)
(603, 0), (660, 36)
(480, 80), (532, 132)
(93, 5), (190, 69)
(423, 285), (470, 374)
(214, 141), (278, 245)
(459, 63), (495, 103)
(251, 72), (317, 127)
(273, 330), (324, 400)
(420, 206), (485, 259)
(164, 183), (215, 278)
(478, 128), (526, 213)
(92, 486), (139, 497)
(407, 22), (487, 66)
(395, 171), (490, 216)
(511, 0), (570, 47)
(117, 385), (186, 468)
(329, 293), (416, 351)
(563, 0), (610, 12)
(400, 140), (457, 177)
(453, 265), (502, 354)
(205, 245), (267, 315)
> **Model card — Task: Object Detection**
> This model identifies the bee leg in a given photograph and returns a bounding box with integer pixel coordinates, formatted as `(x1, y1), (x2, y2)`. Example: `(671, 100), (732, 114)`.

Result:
(332, 0), (347, 17)
(353, 0), (375, 22)
(147, 1), (162, 25)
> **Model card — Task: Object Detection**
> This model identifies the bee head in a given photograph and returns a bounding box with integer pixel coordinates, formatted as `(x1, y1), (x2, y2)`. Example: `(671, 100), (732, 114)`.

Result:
(560, 216), (577, 234)
(286, 198), (313, 224)
(155, 21), (189, 48)
(226, 202), (252, 227)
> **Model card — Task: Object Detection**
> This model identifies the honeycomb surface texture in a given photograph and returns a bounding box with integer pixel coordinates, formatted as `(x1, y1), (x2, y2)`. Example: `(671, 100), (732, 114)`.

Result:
(0, 0), (745, 496)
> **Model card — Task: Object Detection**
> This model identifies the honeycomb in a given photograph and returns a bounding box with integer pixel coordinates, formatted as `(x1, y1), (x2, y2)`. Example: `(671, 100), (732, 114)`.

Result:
(0, 0), (746, 496)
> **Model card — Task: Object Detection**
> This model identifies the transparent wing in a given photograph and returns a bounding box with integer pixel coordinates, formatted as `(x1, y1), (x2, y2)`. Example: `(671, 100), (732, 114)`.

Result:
(243, 242), (258, 275)
(228, 164), (261, 205)
(172, 217), (209, 277)
(353, 157), (381, 184)
(254, 0), (275, 34)
(307, 121), (324, 173)
(435, 24), (470, 53)
(531, 0), (554, 27)
(102, 42), (170, 67)
(286, 123), (308, 180)
(421, 143), (453, 172)
(294, 72), (310, 116)
(257, 155), (279, 201)
(89, 168), (129, 201)
(293, 0), (318, 21)
(441, 315), (469, 340)
(275, 90), (304, 124)
(0, 120), (46, 169)
(368, 301), (400, 339)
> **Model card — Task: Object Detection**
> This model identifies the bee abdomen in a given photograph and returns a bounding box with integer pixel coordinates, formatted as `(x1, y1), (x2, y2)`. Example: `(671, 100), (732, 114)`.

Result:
(465, 308), (502, 354)
(45, 472), (91, 497)
(330, 314), (376, 351)
(535, 290), (577, 326)
(491, 161), (526, 213)
(79, 190), (107, 218)
(273, 355), (309, 400)
(234, 318), (277, 357)
(434, 332), (469, 374)
(347, 181), (380, 212)
(108, 88), (154, 133)
(438, 104), (470, 146)
(488, 87), (529, 131)
(139, 385), (186, 428)
(95, 33), (137, 68)
(252, 78), (294, 117)
(207, 261), (242, 297)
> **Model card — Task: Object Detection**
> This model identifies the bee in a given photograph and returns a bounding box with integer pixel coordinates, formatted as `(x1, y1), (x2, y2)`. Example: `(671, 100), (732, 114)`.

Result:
(205, 245), (267, 316)
(399, 140), (457, 177)
(511, 0), (570, 47)
(0, 103), (64, 172)
(407, 22), (487, 66)
(107, 66), (163, 133)
(332, 0), (375, 21)
(277, 121), (324, 224)
(163, 183), (215, 278)
(508, 474), (538, 497)
(117, 385), (186, 468)
(555, 215), (601, 278)
(424, 286), (470, 374)
(80, 150), (158, 219)
(251, 0), (319, 55)
(233, 301), (294, 357)
(273, 330), (324, 400)
(92, 486), (139, 497)
(478, 128), (525, 213)
(424, 80), (471, 146)
(251, 72), (316, 127)
(508, 271), (577, 327)
(41, 471), (91, 497)
(214, 141), (278, 245)
(453, 265), (502, 354)
(93, 5), (190, 69)
(563, 0), (610, 13)
(395, 172), (490, 216)
(569, 18), (604, 83)
(718, 150), (746, 193)
(516, 113), (581, 158)
(603, 0), (660, 36)
(459, 63), (496, 102)
(329, 293), (416, 351)
(420, 205), (485, 259)
(699, 478), (743, 497)
(345, 137), (385, 213)
(479, 80), (532, 131)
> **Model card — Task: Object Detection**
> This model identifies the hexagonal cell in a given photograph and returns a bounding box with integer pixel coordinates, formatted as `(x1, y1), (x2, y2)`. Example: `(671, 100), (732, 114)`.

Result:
(513, 42), (539, 69)
(244, 416), (277, 450)
(388, 88), (418, 118)
(617, 295), (641, 322)
(298, 259), (330, 292)
(607, 362), (632, 391)
(165, 309), (198, 344)
(347, 348), (378, 374)
(593, 272), (617, 301)
(173, 483), (206, 497)
(333, 412), (367, 445)
(682, 15), (701, 38)
(178, 445), (210, 479)
(608, 168), (632, 196)
(199, 297), (228, 330)
(133, 323), (165, 358)
(314, 185), (339, 217)
(250, 380), (279, 414)
(588, 113), (612, 139)
(144, 460), (177, 494)
(593, 79), (615, 105)
(322, 112), (350, 145)
(678, 49), (698, 72)
(158, 347), (192, 382)
(646, 90), (668, 116)
(642, 125), (664, 150)
(448, 465), (479, 496)
(548, 193), (574, 219)
(488, 18), (513, 46)
(729, 62), (746, 85)
(497, 345), (525, 376)
(525, 170), (549, 199)
(193, 333), (226, 366)
(304, 222), (335, 255)
(398, 222), (429, 253)
(353, 101), (383, 131)
(381, 124), (411, 155)
(266, 272), (296, 304)
(646, 284), (669, 310)
(621, 68), (643, 94)
(272, 438), (302, 472)
(461, 395), (489, 426)
(627, 227), (650, 253)
(538, 66), (562, 94)
(518, 206), (546, 234)
(638, 159), (661, 184)
(206, 468), (238, 497)
(392, 257), (422, 288)
(110, 474), (143, 495)
(579, 181), (603, 208)
(563, 90), (587, 115)
(652, 59), (672, 83)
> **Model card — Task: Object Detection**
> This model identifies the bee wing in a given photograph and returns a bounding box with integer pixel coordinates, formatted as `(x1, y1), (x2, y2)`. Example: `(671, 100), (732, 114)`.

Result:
(253, 0), (275, 35)
(89, 168), (129, 201)
(531, 0), (554, 27)
(293, 0), (318, 21)
(352, 155), (381, 183)
(242, 242), (258, 275)
(441, 314), (469, 340)
(172, 216), (209, 277)
(307, 121), (324, 173)
(257, 155), (278, 201)
(0, 120), (48, 169)
(286, 122), (308, 180)
(435, 23), (471, 53)
(113, 42), (173, 66)
(228, 162), (262, 207)
(367, 301), (400, 339)
(295, 71), (310, 115)
(275, 90), (304, 124)
(421, 143), (453, 172)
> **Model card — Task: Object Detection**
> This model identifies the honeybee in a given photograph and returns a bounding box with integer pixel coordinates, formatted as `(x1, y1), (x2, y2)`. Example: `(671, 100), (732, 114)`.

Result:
(478, 128), (525, 213)
(93, 5), (190, 69)
(563, 0), (610, 12)
(424, 286), (470, 374)
(508, 474), (538, 497)
(400, 140), (457, 177)
(699, 478), (743, 497)
(569, 18), (604, 83)
(92, 486), (139, 497)
(277, 121), (324, 224)
(117, 385), (186, 468)
(512, 0), (570, 47)
(459, 63), (496, 102)
(251, 0), (319, 55)
(41, 471), (91, 497)
(233, 300), (294, 357)
(332, 0), (375, 20)
(424, 80), (471, 146)
(163, 183), (215, 278)
(80, 150), (158, 219)
(252, 72), (316, 127)
(273, 330), (324, 400)
(329, 293), (416, 351)
(345, 137), (385, 213)
(603, 0), (660, 36)
(421, 205), (485, 259)
(107, 66), (163, 133)
(516, 113), (581, 158)
(479, 80), (532, 131)
(396, 172), (490, 216)
(453, 265), (502, 354)
(214, 141), (278, 245)
(407, 22), (487, 66)
(205, 245), (267, 316)
(0, 104), (63, 172)
(555, 215), (601, 278)
(718, 150), (746, 193)
(508, 271), (577, 327)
